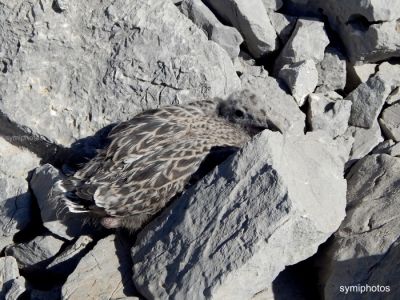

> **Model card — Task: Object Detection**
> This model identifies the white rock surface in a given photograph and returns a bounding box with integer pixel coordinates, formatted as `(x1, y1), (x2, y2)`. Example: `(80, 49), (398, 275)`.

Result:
(307, 92), (352, 138)
(0, 0), (239, 148)
(0, 257), (20, 299)
(322, 154), (400, 299)
(344, 121), (384, 168)
(204, 0), (278, 58)
(5, 235), (64, 272)
(240, 73), (305, 134)
(274, 19), (329, 73)
(268, 11), (297, 45)
(316, 47), (347, 93)
(278, 60), (319, 106)
(132, 130), (349, 300)
(180, 0), (243, 59)
(62, 235), (136, 300)
(379, 103), (400, 142)
(347, 62), (400, 128)
(0, 137), (40, 251)
(30, 164), (87, 240)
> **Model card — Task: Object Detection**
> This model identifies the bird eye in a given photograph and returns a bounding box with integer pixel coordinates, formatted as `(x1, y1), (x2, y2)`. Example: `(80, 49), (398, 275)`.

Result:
(234, 109), (244, 118)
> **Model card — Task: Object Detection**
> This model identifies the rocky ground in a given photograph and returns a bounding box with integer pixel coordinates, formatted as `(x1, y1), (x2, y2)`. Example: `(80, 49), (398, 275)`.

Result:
(0, 0), (399, 299)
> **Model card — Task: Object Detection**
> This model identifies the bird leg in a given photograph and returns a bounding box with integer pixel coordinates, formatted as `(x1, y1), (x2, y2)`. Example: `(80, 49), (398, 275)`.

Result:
(101, 216), (122, 229)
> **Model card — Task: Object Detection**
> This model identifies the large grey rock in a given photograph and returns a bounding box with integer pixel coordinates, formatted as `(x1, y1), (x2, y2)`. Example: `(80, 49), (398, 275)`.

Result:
(180, 0), (243, 59)
(284, 0), (400, 63)
(268, 12), (297, 46)
(0, 137), (40, 251)
(278, 60), (319, 106)
(5, 235), (64, 272)
(0, 0), (239, 149)
(307, 92), (352, 138)
(0, 257), (20, 299)
(274, 19), (329, 73)
(132, 130), (349, 300)
(316, 47), (347, 93)
(347, 62), (400, 129)
(203, 0), (278, 58)
(344, 121), (383, 168)
(379, 103), (400, 142)
(240, 73), (305, 134)
(30, 164), (87, 240)
(322, 154), (400, 299)
(62, 235), (136, 300)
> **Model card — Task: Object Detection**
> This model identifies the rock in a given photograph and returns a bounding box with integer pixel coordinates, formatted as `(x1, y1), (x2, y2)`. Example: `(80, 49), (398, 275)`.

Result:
(284, 0), (400, 63)
(344, 121), (383, 168)
(268, 11), (297, 46)
(30, 164), (87, 240)
(0, 137), (40, 251)
(274, 19), (329, 74)
(307, 92), (352, 138)
(372, 140), (400, 157)
(132, 130), (349, 300)
(278, 60), (319, 106)
(54, 0), (68, 11)
(62, 235), (136, 300)
(347, 62), (400, 129)
(5, 235), (64, 272)
(203, 0), (278, 58)
(387, 87), (400, 105)
(316, 47), (347, 93)
(322, 154), (400, 299)
(240, 73), (305, 134)
(47, 235), (94, 275)
(0, 257), (20, 299)
(379, 103), (400, 141)
(261, 0), (283, 11)
(346, 63), (378, 92)
(0, 0), (239, 149)
(5, 277), (26, 300)
(180, 0), (243, 59)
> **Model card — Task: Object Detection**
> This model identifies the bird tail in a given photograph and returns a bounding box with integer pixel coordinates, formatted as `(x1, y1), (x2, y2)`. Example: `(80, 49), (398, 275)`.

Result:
(52, 177), (91, 214)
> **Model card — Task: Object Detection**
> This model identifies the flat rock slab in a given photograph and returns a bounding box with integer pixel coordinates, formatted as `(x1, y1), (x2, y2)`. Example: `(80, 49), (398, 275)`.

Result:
(132, 130), (348, 300)
(0, 137), (40, 251)
(62, 234), (136, 300)
(204, 0), (278, 58)
(0, 0), (239, 148)
(322, 154), (400, 299)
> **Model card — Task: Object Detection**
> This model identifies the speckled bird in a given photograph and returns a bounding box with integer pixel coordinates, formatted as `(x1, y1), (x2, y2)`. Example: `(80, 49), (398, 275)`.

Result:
(57, 90), (270, 231)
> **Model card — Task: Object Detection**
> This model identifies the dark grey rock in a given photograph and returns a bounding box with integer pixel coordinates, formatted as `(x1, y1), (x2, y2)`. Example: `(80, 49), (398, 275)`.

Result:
(316, 47), (347, 93)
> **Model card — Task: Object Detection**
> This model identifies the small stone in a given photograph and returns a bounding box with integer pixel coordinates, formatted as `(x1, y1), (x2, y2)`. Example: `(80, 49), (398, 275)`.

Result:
(380, 103), (400, 142)
(307, 92), (352, 138)
(180, 0), (243, 59)
(278, 60), (319, 106)
(204, 0), (278, 58)
(5, 235), (64, 272)
(274, 18), (329, 73)
(132, 131), (349, 300)
(62, 235), (136, 300)
(316, 47), (347, 93)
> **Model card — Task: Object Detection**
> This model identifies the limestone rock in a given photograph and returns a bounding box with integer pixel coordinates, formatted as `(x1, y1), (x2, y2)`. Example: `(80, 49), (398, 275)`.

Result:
(240, 73), (305, 134)
(322, 154), (400, 299)
(180, 0), (243, 59)
(347, 62), (400, 129)
(30, 164), (87, 240)
(132, 130), (349, 300)
(62, 235), (136, 300)
(344, 121), (383, 168)
(268, 12), (297, 45)
(0, 257), (20, 299)
(316, 47), (347, 93)
(5, 235), (64, 272)
(278, 60), (319, 106)
(0, 0), (239, 149)
(204, 0), (278, 58)
(379, 103), (400, 142)
(307, 92), (352, 138)
(0, 137), (40, 251)
(274, 19), (329, 73)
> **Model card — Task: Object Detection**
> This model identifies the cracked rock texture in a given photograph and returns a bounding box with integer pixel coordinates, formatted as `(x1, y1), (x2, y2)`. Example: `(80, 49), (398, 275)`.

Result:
(321, 154), (400, 299)
(132, 131), (349, 300)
